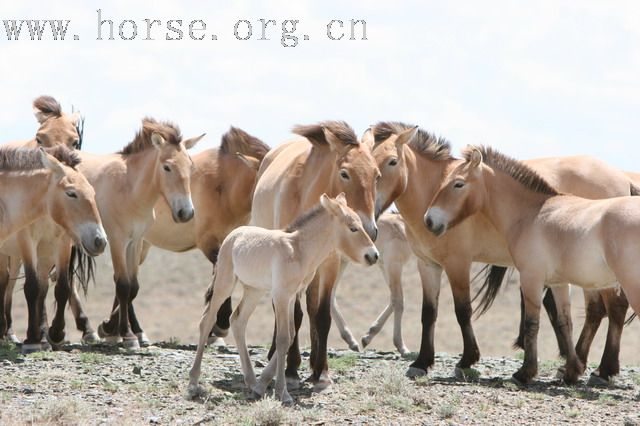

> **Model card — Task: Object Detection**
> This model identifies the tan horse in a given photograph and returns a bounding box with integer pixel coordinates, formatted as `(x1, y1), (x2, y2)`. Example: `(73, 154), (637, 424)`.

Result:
(0, 146), (106, 352)
(188, 193), (379, 404)
(366, 122), (637, 382)
(74, 118), (202, 348)
(249, 121), (380, 390)
(425, 145), (640, 384)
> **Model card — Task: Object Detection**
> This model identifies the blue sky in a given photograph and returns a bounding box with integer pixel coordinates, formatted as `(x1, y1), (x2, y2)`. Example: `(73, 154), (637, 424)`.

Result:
(1, 1), (639, 170)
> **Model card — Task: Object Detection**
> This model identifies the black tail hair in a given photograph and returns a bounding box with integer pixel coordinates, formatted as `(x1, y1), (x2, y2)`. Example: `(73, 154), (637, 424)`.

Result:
(631, 182), (640, 196)
(625, 312), (637, 326)
(472, 265), (509, 317)
(69, 245), (96, 296)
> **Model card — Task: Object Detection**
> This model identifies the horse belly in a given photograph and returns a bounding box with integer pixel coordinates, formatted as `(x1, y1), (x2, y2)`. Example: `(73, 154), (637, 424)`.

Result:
(553, 243), (617, 289)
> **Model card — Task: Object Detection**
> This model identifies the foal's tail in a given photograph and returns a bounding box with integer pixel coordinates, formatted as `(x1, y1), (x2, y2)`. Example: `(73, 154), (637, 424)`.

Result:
(472, 265), (510, 317)
(69, 245), (96, 296)
(630, 182), (640, 196)
(203, 238), (236, 306)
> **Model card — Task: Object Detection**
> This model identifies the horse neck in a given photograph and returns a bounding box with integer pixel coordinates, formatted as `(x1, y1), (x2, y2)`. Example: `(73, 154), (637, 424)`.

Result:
(396, 149), (452, 225)
(481, 168), (553, 238)
(0, 172), (50, 240)
(122, 150), (162, 211)
(292, 210), (339, 271)
(300, 148), (339, 208)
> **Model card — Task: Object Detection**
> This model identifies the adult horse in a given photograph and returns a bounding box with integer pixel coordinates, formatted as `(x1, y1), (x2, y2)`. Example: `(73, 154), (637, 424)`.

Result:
(0, 146), (106, 352)
(247, 121), (380, 390)
(75, 118), (203, 348)
(424, 145), (640, 384)
(363, 122), (637, 383)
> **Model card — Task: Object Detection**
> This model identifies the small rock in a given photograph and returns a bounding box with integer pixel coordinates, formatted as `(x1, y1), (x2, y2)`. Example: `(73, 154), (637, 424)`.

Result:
(2, 359), (12, 366)
(148, 416), (160, 424)
(133, 365), (143, 375)
(255, 360), (265, 368)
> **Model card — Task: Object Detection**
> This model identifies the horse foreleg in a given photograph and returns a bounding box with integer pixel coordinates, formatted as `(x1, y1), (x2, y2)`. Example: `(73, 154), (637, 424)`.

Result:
(512, 275), (543, 384)
(575, 290), (606, 367)
(549, 285), (584, 384)
(0, 254), (11, 340)
(590, 288), (627, 383)
(48, 242), (72, 348)
(203, 246), (233, 341)
(407, 259), (442, 378)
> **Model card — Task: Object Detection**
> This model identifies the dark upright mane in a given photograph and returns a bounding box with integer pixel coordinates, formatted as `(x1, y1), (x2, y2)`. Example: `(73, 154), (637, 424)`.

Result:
(33, 95), (62, 117)
(220, 127), (270, 161)
(464, 146), (559, 195)
(119, 117), (182, 155)
(285, 204), (325, 232)
(292, 121), (359, 147)
(372, 121), (453, 161)
(0, 146), (80, 171)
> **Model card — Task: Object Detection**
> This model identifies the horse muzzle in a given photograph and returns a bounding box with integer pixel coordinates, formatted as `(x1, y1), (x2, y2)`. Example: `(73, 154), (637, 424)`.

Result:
(424, 208), (448, 237)
(80, 224), (107, 256)
(364, 248), (380, 266)
(171, 197), (195, 223)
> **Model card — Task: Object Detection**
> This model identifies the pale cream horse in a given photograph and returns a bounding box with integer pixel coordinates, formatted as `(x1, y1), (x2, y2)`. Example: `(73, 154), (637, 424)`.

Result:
(188, 193), (379, 404)
(76, 118), (202, 348)
(425, 145), (640, 384)
(362, 122), (637, 383)
(1, 95), (84, 343)
(250, 121), (380, 390)
(0, 147), (106, 352)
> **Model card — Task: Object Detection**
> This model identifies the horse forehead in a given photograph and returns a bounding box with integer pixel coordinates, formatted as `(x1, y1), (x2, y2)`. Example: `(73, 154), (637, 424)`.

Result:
(341, 146), (378, 174)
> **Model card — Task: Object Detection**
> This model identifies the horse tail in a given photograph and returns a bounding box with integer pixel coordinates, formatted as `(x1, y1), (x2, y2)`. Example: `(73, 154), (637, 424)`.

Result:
(630, 182), (640, 196)
(472, 265), (509, 317)
(69, 245), (96, 296)
(624, 312), (637, 326)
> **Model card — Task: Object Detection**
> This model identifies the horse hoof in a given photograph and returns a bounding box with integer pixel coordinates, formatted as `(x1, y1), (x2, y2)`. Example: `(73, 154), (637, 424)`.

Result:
(348, 341), (361, 352)
(207, 336), (226, 347)
(398, 347), (411, 357)
(511, 370), (533, 386)
(122, 337), (140, 350)
(21, 343), (42, 355)
(406, 366), (428, 378)
(281, 393), (295, 406)
(136, 332), (151, 347)
(211, 324), (229, 338)
(82, 331), (101, 345)
(45, 330), (66, 351)
(286, 376), (301, 391)
(361, 336), (371, 349)
(313, 373), (333, 393)
(555, 366), (566, 380)
(5, 334), (20, 344)
(251, 384), (266, 398)
(587, 373), (614, 387)
(186, 384), (207, 400)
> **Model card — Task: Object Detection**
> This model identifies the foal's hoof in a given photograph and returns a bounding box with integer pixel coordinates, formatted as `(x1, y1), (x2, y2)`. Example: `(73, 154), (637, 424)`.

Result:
(251, 383), (267, 398)
(81, 331), (101, 345)
(207, 335), (226, 347)
(21, 343), (43, 355)
(5, 333), (20, 344)
(348, 341), (361, 352)
(313, 373), (333, 393)
(398, 346), (411, 357)
(361, 336), (371, 349)
(281, 393), (295, 406)
(185, 384), (207, 400)
(406, 366), (428, 378)
(122, 336), (140, 350)
(286, 376), (301, 391)
(136, 332), (151, 347)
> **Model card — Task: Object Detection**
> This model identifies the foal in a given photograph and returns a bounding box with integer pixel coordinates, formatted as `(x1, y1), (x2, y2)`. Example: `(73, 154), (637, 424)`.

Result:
(188, 193), (379, 404)
(425, 146), (640, 384)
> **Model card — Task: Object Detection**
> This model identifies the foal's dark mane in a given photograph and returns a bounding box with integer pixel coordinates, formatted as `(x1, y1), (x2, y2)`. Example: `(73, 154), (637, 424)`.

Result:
(285, 204), (325, 232)
(292, 121), (359, 147)
(464, 145), (559, 196)
(220, 126), (270, 161)
(372, 122), (453, 161)
(119, 118), (183, 155)
(33, 95), (62, 117)
(0, 146), (80, 171)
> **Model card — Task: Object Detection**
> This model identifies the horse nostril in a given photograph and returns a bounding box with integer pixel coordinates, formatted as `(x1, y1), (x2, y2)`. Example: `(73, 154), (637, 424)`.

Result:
(365, 252), (379, 265)
(426, 216), (433, 230)
(95, 236), (105, 248)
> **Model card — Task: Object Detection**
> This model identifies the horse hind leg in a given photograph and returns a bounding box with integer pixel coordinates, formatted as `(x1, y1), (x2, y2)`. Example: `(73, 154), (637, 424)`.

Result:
(548, 285), (584, 384)
(575, 290), (606, 370)
(331, 279), (361, 352)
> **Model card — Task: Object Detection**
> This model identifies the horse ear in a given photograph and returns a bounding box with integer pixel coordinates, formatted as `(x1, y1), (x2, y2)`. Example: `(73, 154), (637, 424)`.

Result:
(150, 132), (166, 148)
(470, 148), (483, 168)
(183, 133), (205, 149)
(39, 148), (65, 178)
(323, 127), (349, 153)
(395, 125), (419, 146)
(34, 108), (53, 124)
(320, 193), (341, 216)
(236, 152), (260, 171)
(335, 192), (347, 206)
(361, 128), (374, 149)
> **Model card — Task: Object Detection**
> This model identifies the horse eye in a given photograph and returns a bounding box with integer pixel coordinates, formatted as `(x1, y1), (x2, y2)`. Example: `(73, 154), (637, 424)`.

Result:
(65, 190), (78, 199)
(388, 158), (398, 166)
(340, 170), (350, 180)
(349, 226), (357, 233)
(36, 138), (43, 145)
(454, 181), (465, 189)
(163, 164), (171, 172)
(72, 139), (80, 148)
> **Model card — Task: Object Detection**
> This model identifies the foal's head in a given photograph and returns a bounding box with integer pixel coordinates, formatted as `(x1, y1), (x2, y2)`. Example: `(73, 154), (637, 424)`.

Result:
(293, 121), (381, 241)
(123, 118), (204, 223)
(37, 148), (107, 256)
(366, 123), (418, 217)
(321, 193), (379, 266)
(32, 96), (82, 149)
(424, 147), (485, 236)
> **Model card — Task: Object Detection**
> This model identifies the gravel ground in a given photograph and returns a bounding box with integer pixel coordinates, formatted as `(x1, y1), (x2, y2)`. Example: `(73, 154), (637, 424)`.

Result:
(1, 341), (639, 425)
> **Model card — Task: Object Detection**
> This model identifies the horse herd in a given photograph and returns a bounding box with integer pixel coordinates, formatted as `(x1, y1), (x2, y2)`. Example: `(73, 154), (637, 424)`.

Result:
(1, 96), (639, 405)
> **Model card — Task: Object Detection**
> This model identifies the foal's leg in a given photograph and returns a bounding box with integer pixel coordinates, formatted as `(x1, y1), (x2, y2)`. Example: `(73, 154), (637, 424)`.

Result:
(230, 286), (264, 390)
(273, 292), (294, 404)
(548, 285), (584, 384)
(407, 259), (443, 377)
(445, 260), (481, 373)
(512, 276), (543, 384)
(589, 288), (628, 384)
(330, 278), (361, 352)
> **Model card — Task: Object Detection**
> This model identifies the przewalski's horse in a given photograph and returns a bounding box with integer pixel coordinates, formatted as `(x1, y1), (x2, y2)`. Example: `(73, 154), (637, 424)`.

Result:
(75, 118), (203, 348)
(249, 121), (380, 390)
(424, 145), (640, 384)
(5, 95), (82, 149)
(0, 146), (106, 352)
(366, 122), (638, 381)
(332, 211), (429, 355)
(188, 193), (379, 404)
